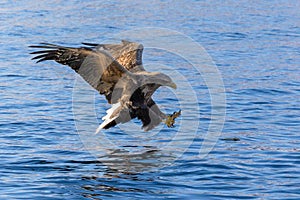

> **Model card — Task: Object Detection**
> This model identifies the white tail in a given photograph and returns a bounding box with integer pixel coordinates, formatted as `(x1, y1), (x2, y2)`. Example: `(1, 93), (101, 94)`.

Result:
(95, 102), (121, 134)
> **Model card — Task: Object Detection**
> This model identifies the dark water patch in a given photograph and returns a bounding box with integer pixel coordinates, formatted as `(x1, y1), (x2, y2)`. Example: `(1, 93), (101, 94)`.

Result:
(239, 88), (294, 96)
(221, 32), (248, 40)
(0, 74), (28, 78)
(220, 137), (240, 141)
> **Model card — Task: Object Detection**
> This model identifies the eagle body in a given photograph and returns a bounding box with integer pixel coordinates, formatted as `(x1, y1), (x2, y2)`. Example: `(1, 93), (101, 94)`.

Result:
(30, 40), (180, 132)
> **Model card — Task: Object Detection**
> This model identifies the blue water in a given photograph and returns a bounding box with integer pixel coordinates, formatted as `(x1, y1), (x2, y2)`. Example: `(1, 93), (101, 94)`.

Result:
(1, 0), (300, 199)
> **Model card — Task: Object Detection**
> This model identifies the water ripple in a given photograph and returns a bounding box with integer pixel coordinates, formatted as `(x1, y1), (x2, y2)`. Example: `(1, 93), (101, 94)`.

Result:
(1, 0), (300, 199)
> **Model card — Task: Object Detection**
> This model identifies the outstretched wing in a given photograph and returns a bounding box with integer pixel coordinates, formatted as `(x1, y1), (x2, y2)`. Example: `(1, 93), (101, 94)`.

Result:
(82, 40), (144, 72)
(29, 43), (128, 103)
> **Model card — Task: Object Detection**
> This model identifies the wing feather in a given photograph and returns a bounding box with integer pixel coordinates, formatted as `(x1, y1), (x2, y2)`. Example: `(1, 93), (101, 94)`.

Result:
(30, 43), (128, 103)
(83, 40), (144, 71)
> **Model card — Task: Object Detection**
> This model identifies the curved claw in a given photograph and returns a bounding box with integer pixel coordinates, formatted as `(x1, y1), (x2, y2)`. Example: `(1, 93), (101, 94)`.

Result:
(164, 110), (181, 128)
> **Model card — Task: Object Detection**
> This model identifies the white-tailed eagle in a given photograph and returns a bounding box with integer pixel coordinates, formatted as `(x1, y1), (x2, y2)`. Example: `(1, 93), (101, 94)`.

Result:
(30, 40), (181, 132)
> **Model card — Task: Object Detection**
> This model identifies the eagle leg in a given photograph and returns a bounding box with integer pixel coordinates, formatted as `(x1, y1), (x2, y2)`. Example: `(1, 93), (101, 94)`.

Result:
(119, 94), (133, 109)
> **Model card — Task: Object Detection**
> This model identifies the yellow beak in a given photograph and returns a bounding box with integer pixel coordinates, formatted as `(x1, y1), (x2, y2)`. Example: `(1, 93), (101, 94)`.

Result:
(169, 82), (177, 89)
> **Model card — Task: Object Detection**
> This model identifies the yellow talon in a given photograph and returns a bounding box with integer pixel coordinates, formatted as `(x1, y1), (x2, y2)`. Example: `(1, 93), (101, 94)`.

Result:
(164, 110), (181, 128)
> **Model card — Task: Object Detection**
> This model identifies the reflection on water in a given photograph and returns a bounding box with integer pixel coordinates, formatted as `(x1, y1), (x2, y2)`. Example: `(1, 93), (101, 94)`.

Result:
(80, 151), (161, 198)
(81, 170), (151, 199)
(75, 149), (172, 199)
(96, 147), (172, 173)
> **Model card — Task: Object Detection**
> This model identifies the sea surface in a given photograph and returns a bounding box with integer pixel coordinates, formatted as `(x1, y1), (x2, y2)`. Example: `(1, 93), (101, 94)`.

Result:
(1, 0), (300, 199)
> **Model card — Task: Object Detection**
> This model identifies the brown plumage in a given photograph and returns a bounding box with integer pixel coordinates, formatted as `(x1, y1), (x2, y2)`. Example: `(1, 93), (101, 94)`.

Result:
(30, 40), (180, 131)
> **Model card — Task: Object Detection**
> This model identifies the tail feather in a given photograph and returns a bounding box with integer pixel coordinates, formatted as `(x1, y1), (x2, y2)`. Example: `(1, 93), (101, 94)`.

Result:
(95, 102), (121, 134)
(95, 115), (118, 134)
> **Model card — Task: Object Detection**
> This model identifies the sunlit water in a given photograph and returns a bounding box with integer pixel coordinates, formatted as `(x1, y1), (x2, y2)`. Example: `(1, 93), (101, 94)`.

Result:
(1, 1), (300, 199)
